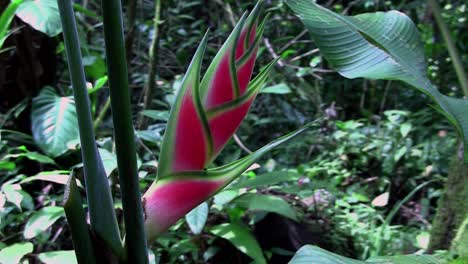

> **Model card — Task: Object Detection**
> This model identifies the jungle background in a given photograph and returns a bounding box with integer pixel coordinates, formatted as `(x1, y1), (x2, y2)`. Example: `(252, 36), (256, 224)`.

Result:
(0, 0), (467, 263)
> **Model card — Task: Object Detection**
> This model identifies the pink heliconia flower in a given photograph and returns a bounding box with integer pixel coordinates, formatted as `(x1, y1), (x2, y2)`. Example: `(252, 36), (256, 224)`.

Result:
(141, 1), (310, 241)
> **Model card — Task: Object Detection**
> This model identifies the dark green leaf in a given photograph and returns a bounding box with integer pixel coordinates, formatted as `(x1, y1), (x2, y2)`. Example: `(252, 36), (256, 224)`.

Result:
(233, 193), (298, 221)
(210, 223), (266, 264)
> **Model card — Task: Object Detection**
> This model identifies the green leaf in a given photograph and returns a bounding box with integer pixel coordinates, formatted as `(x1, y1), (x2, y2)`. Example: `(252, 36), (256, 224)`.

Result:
(20, 170), (70, 185)
(289, 245), (362, 264)
(400, 123), (412, 138)
(185, 202), (209, 235)
(261, 83), (292, 94)
(289, 245), (439, 264)
(37, 251), (77, 264)
(141, 110), (170, 121)
(31, 86), (79, 158)
(229, 171), (299, 189)
(210, 223), (266, 264)
(24, 206), (64, 239)
(0, 242), (33, 264)
(367, 255), (440, 263)
(16, 0), (61, 37)
(286, 0), (468, 162)
(2, 184), (33, 210)
(0, 0), (23, 48)
(5, 148), (56, 165)
(233, 193), (298, 221)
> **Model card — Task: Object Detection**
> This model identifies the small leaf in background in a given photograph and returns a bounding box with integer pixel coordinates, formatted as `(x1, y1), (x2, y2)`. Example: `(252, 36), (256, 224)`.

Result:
(394, 146), (407, 162)
(37, 251), (77, 264)
(24, 206), (64, 239)
(372, 192), (389, 207)
(261, 83), (292, 94)
(4, 147), (56, 165)
(15, 0), (61, 37)
(400, 123), (412, 138)
(229, 171), (300, 189)
(415, 232), (430, 250)
(2, 184), (33, 210)
(0, 242), (33, 264)
(31, 87), (79, 158)
(20, 170), (71, 185)
(98, 148), (117, 176)
(185, 202), (208, 235)
(213, 190), (240, 206)
(210, 223), (266, 264)
(0, 160), (15, 170)
(141, 110), (170, 121)
(233, 193), (298, 221)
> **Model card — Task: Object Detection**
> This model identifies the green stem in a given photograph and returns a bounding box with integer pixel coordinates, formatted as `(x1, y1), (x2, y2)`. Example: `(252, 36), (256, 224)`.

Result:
(0, 0), (23, 48)
(93, 96), (111, 130)
(57, 0), (122, 256)
(138, 0), (161, 130)
(428, 0), (468, 97)
(100, 0), (148, 262)
(63, 174), (97, 264)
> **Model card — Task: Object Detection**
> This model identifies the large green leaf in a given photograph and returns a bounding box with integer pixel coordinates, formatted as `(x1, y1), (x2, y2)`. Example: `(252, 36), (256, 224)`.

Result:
(210, 223), (266, 264)
(15, 0), (61, 37)
(23, 206), (64, 239)
(0, 242), (33, 264)
(233, 193), (298, 221)
(289, 245), (439, 264)
(286, 0), (468, 161)
(31, 86), (79, 158)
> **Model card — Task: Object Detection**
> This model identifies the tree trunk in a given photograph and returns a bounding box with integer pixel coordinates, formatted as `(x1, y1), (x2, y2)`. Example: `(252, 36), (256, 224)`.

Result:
(428, 144), (468, 252)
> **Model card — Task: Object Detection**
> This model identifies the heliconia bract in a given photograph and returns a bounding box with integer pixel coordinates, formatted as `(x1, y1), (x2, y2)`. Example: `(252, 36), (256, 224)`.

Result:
(142, 1), (311, 241)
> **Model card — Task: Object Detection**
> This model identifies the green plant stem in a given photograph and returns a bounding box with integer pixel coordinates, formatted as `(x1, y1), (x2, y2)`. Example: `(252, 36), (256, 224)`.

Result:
(64, 174), (97, 264)
(93, 96), (111, 130)
(428, 0), (468, 97)
(57, 0), (122, 256)
(100, 0), (148, 262)
(0, 0), (23, 48)
(138, 0), (161, 130)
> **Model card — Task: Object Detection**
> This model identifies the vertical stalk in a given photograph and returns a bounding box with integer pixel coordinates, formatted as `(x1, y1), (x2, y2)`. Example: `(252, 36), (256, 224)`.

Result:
(63, 174), (97, 264)
(427, 0), (468, 97)
(100, 0), (148, 262)
(57, 0), (122, 256)
(137, 0), (161, 129)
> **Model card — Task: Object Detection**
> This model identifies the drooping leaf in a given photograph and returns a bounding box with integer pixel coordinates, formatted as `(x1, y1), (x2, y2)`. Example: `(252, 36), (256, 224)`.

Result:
(0, 0), (24, 48)
(16, 0), (62, 37)
(185, 202), (209, 235)
(0, 242), (33, 264)
(210, 223), (266, 264)
(23, 206), (64, 239)
(37, 251), (77, 264)
(286, 0), (468, 161)
(288, 245), (439, 264)
(31, 86), (79, 157)
(233, 193), (298, 221)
